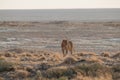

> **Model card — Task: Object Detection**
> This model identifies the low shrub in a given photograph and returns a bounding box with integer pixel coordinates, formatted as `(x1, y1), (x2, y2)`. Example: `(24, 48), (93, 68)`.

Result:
(101, 52), (110, 57)
(0, 58), (14, 72)
(74, 63), (110, 77)
(42, 63), (111, 79)
(112, 65), (120, 80)
(4, 52), (12, 57)
(43, 67), (77, 79)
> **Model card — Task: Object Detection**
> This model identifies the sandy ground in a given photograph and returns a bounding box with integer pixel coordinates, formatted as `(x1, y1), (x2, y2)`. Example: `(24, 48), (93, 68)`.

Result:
(0, 21), (120, 53)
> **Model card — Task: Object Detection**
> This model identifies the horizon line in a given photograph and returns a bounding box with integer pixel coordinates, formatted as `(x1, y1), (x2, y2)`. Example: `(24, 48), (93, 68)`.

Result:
(0, 8), (120, 10)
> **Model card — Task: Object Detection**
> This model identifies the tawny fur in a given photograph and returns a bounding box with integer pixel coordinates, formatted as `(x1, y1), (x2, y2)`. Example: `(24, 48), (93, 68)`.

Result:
(61, 40), (74, 56)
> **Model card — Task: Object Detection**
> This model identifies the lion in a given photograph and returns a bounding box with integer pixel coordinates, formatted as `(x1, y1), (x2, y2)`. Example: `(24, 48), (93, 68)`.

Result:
(61, 40), (74, 56)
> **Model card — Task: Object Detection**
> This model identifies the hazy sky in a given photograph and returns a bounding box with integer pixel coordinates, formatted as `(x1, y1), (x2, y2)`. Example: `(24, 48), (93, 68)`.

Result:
(0, 0), (120, 9)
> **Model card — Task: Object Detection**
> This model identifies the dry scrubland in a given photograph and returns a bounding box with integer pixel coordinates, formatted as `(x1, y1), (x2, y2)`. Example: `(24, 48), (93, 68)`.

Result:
(0, 21), (120, 80)
(0, 48), (119, 80)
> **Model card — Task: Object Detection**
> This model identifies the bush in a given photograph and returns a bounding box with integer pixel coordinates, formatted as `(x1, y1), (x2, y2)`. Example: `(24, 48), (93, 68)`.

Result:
(101, 52), (110, 57)
(42, 63), (111, 79)
(4, 52), (12, 57)
(74, 63), (110, 77)
(112, 65), (120, 80)
(0, 58), (14, 72)
(112, 52), (120, 60)
(43, 67), (77, 79)
(57, 77), (68, 80)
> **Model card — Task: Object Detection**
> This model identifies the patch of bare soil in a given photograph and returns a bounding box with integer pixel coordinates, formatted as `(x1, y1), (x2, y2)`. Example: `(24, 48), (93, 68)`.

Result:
(0, 21), (120, 53)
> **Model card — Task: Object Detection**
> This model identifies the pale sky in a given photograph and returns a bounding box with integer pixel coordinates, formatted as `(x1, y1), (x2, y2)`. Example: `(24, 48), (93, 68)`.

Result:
(0, 0), (120, 9)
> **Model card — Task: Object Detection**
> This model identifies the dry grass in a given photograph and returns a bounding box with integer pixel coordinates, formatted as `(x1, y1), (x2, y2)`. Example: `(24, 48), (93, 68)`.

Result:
(77, 52), (97, 56)
(87, 55), (104, 64)
(62, 56), (77, 65)
(50, 52), (63, 61)
(75, 74), (112, 80)
(0, 49), (119, 80)
(0, 77), (4, 80)
(15, 70), (30, 78)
